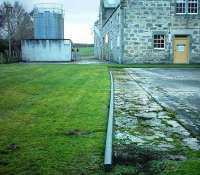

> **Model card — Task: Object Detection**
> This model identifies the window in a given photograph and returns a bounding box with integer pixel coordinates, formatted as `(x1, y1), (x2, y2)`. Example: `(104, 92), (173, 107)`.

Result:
(104, 33), (109, 44)
(154, 35), (165, 49)
(176, 0), (186, 14)
(188, 0), (198, 14)
(176, 0), (198, 14)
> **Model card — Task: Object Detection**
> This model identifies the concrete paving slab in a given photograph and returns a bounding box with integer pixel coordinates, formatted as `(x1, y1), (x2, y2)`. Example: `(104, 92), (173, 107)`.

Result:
(112, 68), (200, 162)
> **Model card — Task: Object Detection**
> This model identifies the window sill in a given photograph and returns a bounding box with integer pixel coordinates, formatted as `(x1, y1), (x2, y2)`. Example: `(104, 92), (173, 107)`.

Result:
(188, 13), (198, 15)
(175, 13), (198, 15)
(175, 13), (187, 15)
(154, 48), (165, 50)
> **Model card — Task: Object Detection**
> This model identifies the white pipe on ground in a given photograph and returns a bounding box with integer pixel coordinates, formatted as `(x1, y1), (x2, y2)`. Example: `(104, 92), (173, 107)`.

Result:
(104, 71), (114, 169)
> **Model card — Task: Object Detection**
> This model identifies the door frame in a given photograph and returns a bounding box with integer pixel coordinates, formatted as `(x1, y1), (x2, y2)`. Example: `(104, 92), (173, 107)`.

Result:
(172, 35), (191, 64)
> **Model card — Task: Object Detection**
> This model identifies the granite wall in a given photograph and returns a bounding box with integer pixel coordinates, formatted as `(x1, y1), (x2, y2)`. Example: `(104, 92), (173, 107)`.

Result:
(94, 0), (200, 64)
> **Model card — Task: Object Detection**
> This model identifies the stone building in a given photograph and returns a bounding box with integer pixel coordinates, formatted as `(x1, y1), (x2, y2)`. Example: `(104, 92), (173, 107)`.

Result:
(94, 0), (200, 64)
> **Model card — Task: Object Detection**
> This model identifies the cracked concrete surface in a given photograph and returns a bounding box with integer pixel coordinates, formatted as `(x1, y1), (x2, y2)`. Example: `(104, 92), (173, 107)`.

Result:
(127, 68), (200, 137)
(113, 68), (200, 160)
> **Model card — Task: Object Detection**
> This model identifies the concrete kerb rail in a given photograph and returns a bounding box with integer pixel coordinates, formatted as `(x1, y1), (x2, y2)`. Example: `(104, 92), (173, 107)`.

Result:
(104, 71), (114, 170)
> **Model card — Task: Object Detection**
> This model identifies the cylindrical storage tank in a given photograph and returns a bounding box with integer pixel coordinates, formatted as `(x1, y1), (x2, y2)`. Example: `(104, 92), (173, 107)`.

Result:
(33, 3), (64, 39)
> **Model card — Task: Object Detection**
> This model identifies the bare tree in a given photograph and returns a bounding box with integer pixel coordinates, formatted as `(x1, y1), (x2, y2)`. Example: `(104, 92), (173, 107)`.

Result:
(0, 3), (7, 39)
(0, 1), (33, 50)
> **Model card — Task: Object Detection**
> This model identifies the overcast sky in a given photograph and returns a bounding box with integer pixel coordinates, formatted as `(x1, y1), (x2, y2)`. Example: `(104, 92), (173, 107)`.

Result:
(0, 0), (100, 43)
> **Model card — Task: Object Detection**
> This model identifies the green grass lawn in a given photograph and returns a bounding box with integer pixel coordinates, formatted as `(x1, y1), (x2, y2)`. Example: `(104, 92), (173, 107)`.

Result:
(0, 64), (109, 175)
(0, 63), (200, 175)
(79, 47), (94, 57)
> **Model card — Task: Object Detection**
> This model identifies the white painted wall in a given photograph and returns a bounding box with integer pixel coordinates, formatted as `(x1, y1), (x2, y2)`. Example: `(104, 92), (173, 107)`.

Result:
(22, 40), (72, 62)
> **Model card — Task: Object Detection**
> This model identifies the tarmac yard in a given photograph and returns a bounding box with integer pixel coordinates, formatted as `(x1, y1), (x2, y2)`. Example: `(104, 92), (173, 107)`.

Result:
(127, 68), (200, 137)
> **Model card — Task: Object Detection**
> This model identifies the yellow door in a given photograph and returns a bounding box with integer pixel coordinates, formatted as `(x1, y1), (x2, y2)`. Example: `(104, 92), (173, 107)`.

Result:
(174, 36), (190, 64)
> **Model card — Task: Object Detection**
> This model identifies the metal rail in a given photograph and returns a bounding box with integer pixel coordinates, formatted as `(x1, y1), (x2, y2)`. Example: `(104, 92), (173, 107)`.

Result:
(104, 71), (114, 169)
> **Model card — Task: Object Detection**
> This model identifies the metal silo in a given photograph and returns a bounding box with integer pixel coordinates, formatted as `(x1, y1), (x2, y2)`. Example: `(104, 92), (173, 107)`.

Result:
(33, 3), (64, 39)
